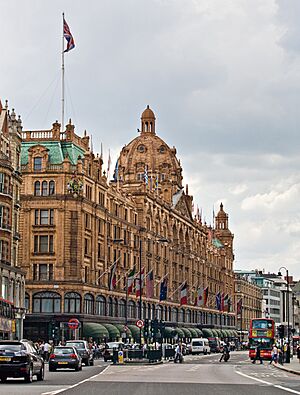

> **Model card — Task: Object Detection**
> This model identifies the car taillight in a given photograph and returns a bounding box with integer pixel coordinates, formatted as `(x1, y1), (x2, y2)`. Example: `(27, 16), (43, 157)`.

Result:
(49, 354), (55, 359)
(70, 354), (77, 359)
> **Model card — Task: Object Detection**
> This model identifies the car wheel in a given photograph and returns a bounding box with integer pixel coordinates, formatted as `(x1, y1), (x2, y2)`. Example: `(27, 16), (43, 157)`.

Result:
(90, 359), (94, 366)
(36, 366), (44, 381)
(79, 364), (82, 371)
(0, 377), (7, 383)
(75, 364), (80, 371)
(25, 365), (33, 383)
(104, 357), (107, 362)
(204, 351), (207, 355)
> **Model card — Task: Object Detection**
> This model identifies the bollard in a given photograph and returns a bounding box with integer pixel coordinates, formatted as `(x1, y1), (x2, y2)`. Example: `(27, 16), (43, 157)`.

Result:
(112, 348), (118, 364)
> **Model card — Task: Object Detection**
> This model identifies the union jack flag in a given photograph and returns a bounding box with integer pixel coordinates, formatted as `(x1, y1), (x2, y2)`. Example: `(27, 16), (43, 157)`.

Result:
(63, 17), (75, 52)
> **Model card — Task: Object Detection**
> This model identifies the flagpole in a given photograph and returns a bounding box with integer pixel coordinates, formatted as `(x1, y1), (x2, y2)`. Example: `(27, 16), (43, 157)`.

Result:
(62, 12), (65, 134)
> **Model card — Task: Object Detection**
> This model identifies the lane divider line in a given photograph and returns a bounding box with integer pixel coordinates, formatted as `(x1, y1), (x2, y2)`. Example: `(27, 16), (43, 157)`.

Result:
(41, 370), (104, 395)
(235, 370), (300, 394)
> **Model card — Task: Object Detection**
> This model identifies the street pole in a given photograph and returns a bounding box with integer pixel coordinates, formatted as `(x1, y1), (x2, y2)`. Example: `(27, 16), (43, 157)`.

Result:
(139, 236), (142, 345)
(287, 269), (290, 345)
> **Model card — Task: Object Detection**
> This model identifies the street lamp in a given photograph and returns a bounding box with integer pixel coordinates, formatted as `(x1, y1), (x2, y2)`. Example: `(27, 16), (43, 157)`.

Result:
(278, 266), (290, 363)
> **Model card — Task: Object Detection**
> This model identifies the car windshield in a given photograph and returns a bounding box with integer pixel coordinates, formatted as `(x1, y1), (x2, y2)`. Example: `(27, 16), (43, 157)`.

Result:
(54, 348), (74, 354)
(66, 342), (85, 349)
(0, 344), (25, 351)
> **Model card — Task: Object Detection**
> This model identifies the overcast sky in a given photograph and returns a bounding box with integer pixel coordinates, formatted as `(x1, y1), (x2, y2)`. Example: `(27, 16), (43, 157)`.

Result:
(2, 0), (300, 279)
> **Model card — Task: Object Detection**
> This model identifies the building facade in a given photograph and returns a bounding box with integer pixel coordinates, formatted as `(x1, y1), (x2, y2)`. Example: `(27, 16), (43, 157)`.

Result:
(234, 272), (263, 338)
(0, 100), (26, 339)
(20, 107), (237, 342)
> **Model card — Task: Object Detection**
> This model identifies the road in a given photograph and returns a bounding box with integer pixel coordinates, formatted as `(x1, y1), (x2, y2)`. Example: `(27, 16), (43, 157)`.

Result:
(0, 352), (300, 395)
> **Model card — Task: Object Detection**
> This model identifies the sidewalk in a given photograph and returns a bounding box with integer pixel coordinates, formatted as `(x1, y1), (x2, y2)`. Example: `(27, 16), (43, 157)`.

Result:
(273, 357), (300, 375)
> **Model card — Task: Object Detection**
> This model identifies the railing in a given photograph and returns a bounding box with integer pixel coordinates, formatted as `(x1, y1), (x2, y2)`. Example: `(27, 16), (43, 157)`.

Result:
(22, 131), (53, 140)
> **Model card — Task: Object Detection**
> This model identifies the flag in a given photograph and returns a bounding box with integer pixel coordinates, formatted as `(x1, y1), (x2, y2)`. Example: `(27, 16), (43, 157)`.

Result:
(159, 277), (168, 301)
(108, 261), (117, 290)
(221, 292), (225, 311)
(237, 298), (243, 315)
(216, 292), (221, 310)
(193, 288), (198, 306)
(63, 17), (75, 52)
(146, 270), (154, 298)
(180, 282), (188, 306)
(135, 267), (145, 297)
(197, 287), (204, 307)
(223, 294), (229, 312)
(127, 268), (135, 294)
(227, 296), (231, 312)
(203, 287), (209, 306)
(144, 165), (148, 185)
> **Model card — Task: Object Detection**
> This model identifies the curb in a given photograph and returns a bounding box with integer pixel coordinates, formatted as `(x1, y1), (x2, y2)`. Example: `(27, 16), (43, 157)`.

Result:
(272, 362), (300, 376)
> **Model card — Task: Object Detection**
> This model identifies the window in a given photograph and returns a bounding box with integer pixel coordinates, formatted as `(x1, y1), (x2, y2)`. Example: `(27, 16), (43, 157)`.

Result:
(84, 294), (94, 314)
(84, 239), (90, 256)
(137, 144), (145, 153)
(96, 296), (106, 315)
(49, 181), (55, 195)
(33, 292), (61, 313)
(42, 181), (48, 196)
(34, 235), (54, 253)
(33, 264), (54, 281)
(64, 292), (81, 313)
(137, 173), (144, 181)
(85, 213), (91, 229)
(34, 181), (41, 196)
(34, 157), (42, 171)
(35, 209), (54, 225)
(0, 173), (4, 193)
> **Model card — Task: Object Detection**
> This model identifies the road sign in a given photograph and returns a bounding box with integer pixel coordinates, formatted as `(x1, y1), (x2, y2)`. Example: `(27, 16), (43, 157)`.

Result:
(68, 318), (80, 330)
(136, 319), (144, 328)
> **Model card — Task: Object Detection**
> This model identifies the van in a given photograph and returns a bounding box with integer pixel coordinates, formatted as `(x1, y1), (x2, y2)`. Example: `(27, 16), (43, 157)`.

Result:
(208, 337), (221, 353)
(190, 338), (210, 355)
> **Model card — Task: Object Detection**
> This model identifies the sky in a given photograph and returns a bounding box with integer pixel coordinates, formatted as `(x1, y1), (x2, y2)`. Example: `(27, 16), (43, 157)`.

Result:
(1, 0), (300, 278)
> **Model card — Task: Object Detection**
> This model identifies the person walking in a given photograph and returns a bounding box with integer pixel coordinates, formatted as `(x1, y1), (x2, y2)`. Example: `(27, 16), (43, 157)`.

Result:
(43, 341), (51, 362)
(297, 344), (300, 363)
(270, 344), (278, 364)
(252, 344), (263, 364)
(219, 343), (230, 362)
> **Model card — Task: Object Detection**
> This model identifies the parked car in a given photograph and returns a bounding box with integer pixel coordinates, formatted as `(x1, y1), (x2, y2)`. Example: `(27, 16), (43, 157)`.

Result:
(49, 346), (82, 371)
(0, 340), (44, 383)
(65, 340), (94, 366)
(208, 337), (221, 353)
(102, 342), (124, 362)
(189, 338), (211, 355)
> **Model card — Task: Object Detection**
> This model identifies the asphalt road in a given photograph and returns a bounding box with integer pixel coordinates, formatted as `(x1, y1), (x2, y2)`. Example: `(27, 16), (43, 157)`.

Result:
(0, 352), (300, 395)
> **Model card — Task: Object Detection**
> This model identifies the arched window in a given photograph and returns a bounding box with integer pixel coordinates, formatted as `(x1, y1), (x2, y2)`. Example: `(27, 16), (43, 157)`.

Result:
(147, 303), (152, 319)
(34, 181), (41, 196)
(186, 309), (191, 323)
(113, 298), (118, 317)
(142, 302), (147, 320)
(107, 297), (113, 316)
(179, 308), (185, 323)
(156, 305), (163, 320)
(33, 292), (61, 313)
(96, 295), (106, 316)
(49, 181), (55, 195)
(84, 293), (94, 315)
(128, 300), (136, 319)
(42, 181), (48, 196)
(64, 292), (81, 313)
(25, 293), (30, 311)
(119, 299), (126, 318)
(171, 307), (178, 322)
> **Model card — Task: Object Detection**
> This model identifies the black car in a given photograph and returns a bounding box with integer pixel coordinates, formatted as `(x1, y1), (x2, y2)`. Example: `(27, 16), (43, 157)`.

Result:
(0, 340), (44, 383)
(65, 340), (94, 366)
(49, 346), (82, 371)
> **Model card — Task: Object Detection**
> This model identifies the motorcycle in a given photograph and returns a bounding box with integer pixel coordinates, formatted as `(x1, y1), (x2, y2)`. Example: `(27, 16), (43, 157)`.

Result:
(174, 352), (184, 363)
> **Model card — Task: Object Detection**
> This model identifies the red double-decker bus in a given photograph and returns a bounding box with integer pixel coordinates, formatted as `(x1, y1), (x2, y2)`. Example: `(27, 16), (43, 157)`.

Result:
(248, 318), (275, 360)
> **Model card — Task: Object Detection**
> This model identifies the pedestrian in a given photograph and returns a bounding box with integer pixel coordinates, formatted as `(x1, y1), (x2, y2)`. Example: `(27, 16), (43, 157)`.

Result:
(270, 344), (278, 364)
(43, 340), (51, 362)
(219, 343), (230, 362)
(297, 344), (300, 363)
(252, 345), (263, 364)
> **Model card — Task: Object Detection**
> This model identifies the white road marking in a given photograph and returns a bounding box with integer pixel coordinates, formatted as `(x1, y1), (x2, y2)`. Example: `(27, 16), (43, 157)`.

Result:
(235, 370), (300, 394)
(41, 371), (103, 395)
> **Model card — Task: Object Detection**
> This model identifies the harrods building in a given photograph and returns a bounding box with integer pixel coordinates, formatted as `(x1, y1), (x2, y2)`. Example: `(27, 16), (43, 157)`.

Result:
(20, 106), (240, 341)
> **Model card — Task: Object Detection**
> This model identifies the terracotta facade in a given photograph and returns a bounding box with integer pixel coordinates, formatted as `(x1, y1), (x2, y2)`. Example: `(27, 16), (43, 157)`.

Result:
(20, 107), (237, 341)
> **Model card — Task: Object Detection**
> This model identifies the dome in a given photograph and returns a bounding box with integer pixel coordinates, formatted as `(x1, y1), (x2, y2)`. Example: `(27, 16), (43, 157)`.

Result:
(116, 106), (183, 203)
(141, 105), (155, 120)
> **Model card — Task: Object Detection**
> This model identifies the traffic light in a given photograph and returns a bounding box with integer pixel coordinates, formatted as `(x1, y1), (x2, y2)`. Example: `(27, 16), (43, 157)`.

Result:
(144, 319), (149, 338)
(278, 324), (284, 339)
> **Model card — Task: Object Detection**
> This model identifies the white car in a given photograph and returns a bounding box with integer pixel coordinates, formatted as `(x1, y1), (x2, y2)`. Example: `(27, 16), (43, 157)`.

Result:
(189, 338), (211, 355)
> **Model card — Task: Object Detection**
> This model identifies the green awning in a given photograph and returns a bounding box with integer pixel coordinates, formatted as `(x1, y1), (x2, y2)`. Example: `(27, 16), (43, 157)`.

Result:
(82, 323), (109, 339)
(202, 329), (213, 338)
(102, 324), (120, 340)
(233, 330), (239, 337)
(115, 324), (132, 337)
(214, 329), (222, 337)
(128, 325), (140, 340)
(181, 328), (192, 338)
(162, 326), (176, 338)
(222, 330), (230, 337)
(194, 328), (203, 337)
(211, 329), (218, 337)
(188, 328), (198, 338)
(174, 328), (185, 338)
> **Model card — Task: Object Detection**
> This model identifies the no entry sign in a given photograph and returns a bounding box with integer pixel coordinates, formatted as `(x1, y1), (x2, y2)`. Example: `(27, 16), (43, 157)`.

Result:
(68, 318), (80, 330)
(136, 319), (144, 328)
